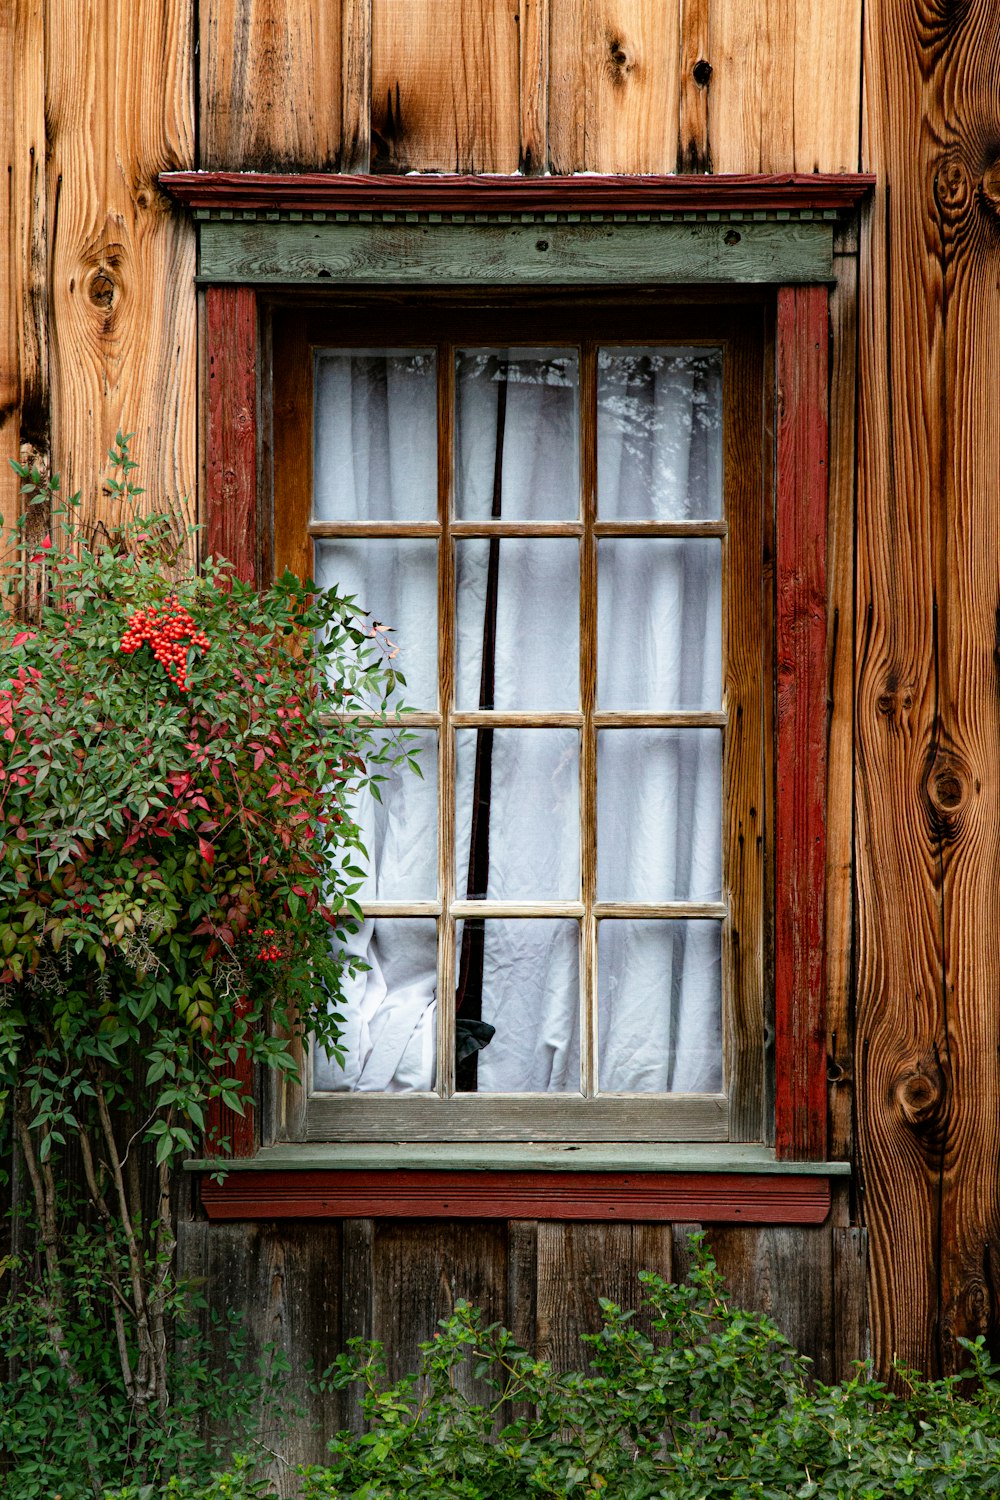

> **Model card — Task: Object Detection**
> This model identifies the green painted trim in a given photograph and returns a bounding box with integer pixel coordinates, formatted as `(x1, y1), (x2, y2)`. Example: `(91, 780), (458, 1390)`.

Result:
(198, 218), (834, 287)
(185, 1142), (851, 1175)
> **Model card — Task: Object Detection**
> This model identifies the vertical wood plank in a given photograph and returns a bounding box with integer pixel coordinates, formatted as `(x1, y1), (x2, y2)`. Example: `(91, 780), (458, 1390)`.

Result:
(678, 1223), (836, 1382)
(340, 1218), (374, 1435)
(370, 0), (520, 173)
(518, 0), (549, 174)
(677, 0), (711, 173)
(833, 1224), (869, 1378)
(507, 1219), (539, 1351)
(200, 0), (341, 171)
(534, 1222), (671, 1370)
(548, 0), (680, 174)
(177, 1220), (343, 1487)
(708, 0), (862, 174)
(0, 0), (48, 556)
(46, 0), (195, 540)
(857, 0), (1000, 1377)
(205, 286), (258, 583)
(826, 246), (859, 1171)
(341, 0), (372, 174)
(371, 1220), (508, 1396)
(774, 285), (828, 1162)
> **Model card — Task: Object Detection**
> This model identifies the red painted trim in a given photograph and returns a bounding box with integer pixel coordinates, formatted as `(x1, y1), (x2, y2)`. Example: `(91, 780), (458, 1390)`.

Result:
(162, 171), (874, 216)
(203, 289), (259, 1158)
(204, 286), (259, 583)
(774, 286), (829, 1160)
(198, 1169), (831, 1223)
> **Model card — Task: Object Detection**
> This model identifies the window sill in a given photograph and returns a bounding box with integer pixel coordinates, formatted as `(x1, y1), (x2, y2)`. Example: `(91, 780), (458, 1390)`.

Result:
(187, 1143), (849, 1225)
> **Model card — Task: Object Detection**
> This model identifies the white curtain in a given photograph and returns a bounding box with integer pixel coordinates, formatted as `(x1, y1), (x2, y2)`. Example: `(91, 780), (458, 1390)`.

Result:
(312, 346), (723, 1095)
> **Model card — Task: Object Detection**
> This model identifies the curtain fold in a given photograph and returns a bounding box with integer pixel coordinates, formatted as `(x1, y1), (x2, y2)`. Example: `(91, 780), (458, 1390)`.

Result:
(312, 345), (724, 1096)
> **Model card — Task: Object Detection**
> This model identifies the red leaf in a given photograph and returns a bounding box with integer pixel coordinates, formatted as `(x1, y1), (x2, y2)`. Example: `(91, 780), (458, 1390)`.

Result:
(198, 838), (215, 865)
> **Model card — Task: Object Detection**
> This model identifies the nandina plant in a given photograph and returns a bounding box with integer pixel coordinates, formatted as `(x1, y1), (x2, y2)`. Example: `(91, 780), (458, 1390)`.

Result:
(0, 437), (413, 1494)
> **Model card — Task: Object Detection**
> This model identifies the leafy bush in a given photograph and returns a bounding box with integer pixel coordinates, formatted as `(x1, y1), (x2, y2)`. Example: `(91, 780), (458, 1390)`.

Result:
(0, 439), (411, 1494)
(0, 1230), (287, 1500)
(294, 1240), (1000, 1500)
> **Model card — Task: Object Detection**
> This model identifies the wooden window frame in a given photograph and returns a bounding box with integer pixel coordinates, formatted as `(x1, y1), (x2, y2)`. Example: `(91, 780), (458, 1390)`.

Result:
(163, 171), (873, 1219)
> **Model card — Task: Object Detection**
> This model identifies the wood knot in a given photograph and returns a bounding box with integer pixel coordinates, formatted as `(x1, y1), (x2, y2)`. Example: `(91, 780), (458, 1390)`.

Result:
(934, 149), (973, 220)
(980, 158), (1000, 218)
(692, 58), (713, 87)
(605, 30), (635, 84)
(893, 1057), (945, 1128)
(924, 750), (973, 833)
(88, 267), (116, 309)
(875, 684), (913, 722)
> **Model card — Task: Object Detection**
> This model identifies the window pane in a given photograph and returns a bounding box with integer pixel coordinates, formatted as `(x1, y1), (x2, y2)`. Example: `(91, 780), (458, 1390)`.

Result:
(455, 919), (580, 1093)
(313, 349), (437, 522)
(455, 348), (579, 520)
(346, 730), (437, 903)
(598, 538), (722, 711)
(597, 347), (722, 520)
(597, 730), (722, 903)
(456, 538), (579, 710)
(314, 919), (438, 1092)
(598, 920), (722, 1092)
(455, 729), (580, 901)
(313, 538), (438, 710)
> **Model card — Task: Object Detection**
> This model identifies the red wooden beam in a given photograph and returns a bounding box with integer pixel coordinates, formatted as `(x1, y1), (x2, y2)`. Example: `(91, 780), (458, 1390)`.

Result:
(203, 285), (259, 1159)
(204, 285), (259, 583)
(162, 171), (874, 217)
(198, 1169), (831, 1223)
(774, 285), (829, 1160)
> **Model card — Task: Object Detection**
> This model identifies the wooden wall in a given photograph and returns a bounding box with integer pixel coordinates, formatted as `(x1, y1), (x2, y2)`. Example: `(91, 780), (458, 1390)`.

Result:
(5, 0), (1000, 1417)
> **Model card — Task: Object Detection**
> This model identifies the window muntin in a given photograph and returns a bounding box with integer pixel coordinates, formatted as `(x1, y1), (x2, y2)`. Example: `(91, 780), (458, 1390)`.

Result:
(271, 299), (765, 1143)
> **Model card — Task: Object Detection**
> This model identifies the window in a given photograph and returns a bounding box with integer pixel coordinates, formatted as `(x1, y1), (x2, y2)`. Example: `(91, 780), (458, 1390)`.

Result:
(271, 298), (765, 1143)
(168, 168), (873, 1179)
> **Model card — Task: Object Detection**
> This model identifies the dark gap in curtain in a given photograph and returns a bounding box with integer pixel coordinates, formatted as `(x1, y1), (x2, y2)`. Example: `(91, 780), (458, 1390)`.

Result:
(455, 356), (507, 1090)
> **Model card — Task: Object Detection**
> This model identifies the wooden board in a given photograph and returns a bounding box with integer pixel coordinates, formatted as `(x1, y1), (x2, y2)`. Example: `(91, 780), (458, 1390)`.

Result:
(548, 0), (679, 174)
(774, 285), (828, 1161)
(0, 0), (48, 558)
(45, 0), (196, 542)
(197, 1168), (832, 1222)
(370, 0), (520, 173)
(856, 0), (1000, 1377)
(533, 1221), (672, 1368)
(708, 0), (862, 174)
(199, 217), (836, 287)
(177, 1219), (345, 1496)
(200, 0), (341, 171)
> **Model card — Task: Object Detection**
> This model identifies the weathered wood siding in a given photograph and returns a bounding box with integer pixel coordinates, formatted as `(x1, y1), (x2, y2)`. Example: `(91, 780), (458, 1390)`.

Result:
(7, 0), (1000, 1415)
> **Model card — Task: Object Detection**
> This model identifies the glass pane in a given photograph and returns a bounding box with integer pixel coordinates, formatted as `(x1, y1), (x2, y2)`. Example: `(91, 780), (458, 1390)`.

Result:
(598, 538), (722, 711)
(314, 919), (438, 1092)
(455, 729), (580, 900)
(313, 349), (437, 522)
(456, 539), (579, 710)
(455, 919), (580, 1093)
(597, 347), (722, 520)
(346, 730), (437, 903)
(313, 538), (438, 710)
(455, 348), (579, 520)
(598, 920), (722, 1092)
(598, 730), (722, 903)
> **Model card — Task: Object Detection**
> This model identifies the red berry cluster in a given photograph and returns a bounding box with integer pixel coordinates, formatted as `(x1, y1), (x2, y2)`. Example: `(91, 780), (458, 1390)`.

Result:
(120, 601), (209, 691)
(249, 927), (285, 962)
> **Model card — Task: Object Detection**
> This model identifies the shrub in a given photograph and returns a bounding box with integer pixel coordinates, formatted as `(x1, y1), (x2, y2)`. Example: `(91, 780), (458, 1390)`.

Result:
(0, 439), (411, 1495)
(297, 1240), (1000, 1500)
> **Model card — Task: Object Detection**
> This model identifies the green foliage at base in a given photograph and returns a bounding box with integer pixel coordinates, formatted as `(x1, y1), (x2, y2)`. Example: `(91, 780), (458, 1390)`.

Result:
(15, 1237), (1000, 1499)
(298, 1243), (1000, 1499)
(0, 1232), (289, 1500)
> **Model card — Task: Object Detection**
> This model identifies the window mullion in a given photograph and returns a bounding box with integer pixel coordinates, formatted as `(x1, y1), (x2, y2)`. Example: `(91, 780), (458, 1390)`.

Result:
(580, 343), (598, 1099)
(437, 344), (457, 1099)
